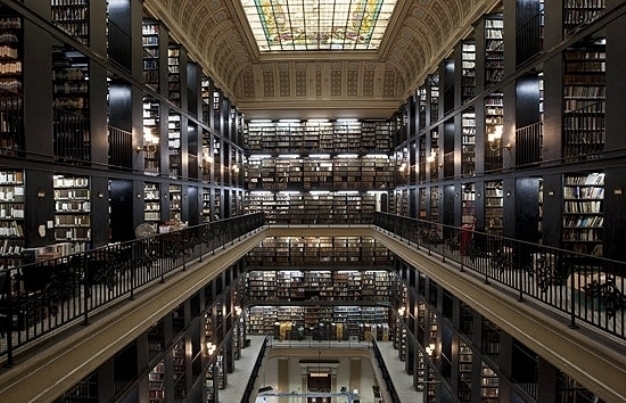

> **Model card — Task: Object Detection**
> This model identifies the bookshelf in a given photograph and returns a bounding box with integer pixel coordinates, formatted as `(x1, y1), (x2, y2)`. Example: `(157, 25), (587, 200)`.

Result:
(167, 44), (181, 106)
(462, 183), (475, 225)
(168, 112), (181, 178)
(142, 97), (160, 175)
(58, 373), (98, 402)
(458, 340), (473, 402)
(51, 0), (89, 45)
(481, 318), (501, 362)
(481, 363), (499, 403)
(142, 20), (160, 91)
(52, 46), (90, 161)
(429, 74), (439, 124)
(562, 172), (604, 255)
(246, 119), (391, 154)
(0, 10), (23, 100)
(53, 174), (90, 252)
(143, 182), (161, 223)
(147, 320), (165, 360)
(201, 187), (211, 222)
(485, 15), (504, 85)
(562, 42), (605, 160)
(0, 169), (24, 269)
(485, 94), (504, 171)
(430, 186), (439, 224)
(461, 110), (476, 177)
(484, 180), (503, 237)
(461, 41), (476, 104)
(148, 360), (165, 403)
(172, 339), (186, 400)
(563, 0), (605, 36)
(169, 184), (182, 221)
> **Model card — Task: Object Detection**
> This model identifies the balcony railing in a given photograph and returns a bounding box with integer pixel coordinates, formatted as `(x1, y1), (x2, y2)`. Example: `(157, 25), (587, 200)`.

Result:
(108, 125), (133, 169)
(0, 213), (264, 365)
(516, 121), (543, 166)
(53, 108), (90, 162)
(373, 212), (626, 341)
(516, 7), (544, 66)
(0, 88), (23, 156)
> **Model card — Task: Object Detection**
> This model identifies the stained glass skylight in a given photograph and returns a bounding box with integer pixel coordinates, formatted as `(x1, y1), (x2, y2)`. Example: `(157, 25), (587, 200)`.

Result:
(239, 0), (398, 51)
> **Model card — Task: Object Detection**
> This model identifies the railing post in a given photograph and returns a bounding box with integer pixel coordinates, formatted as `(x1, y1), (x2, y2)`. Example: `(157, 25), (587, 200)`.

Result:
(4, 285), (14, 367)
(83, 260), (90, 325)
(569, 273), (578, 329)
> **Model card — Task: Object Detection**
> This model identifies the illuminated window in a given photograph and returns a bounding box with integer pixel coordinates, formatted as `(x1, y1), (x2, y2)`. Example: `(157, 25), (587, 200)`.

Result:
(239, 0), (398, 51)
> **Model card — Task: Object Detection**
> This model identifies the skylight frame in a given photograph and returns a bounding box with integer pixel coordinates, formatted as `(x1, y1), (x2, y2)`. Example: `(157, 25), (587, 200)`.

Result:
(239, 0), (398, 52)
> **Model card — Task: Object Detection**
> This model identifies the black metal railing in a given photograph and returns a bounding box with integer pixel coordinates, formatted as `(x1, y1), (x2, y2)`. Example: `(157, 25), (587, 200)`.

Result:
(516, 121), (543, 166)
(516, 7), (544, 66)
(108, 19), (132, 71)
(0, 213), (264, 365)
(53, 108), (90, 162)
(108, 125), (133, 168)
(0, 88), (23, 156)
(239, 336), (269, 403)
(371, 339), (402, 403)
(373, 212), (626, 341)
(563, 101), (605, 161)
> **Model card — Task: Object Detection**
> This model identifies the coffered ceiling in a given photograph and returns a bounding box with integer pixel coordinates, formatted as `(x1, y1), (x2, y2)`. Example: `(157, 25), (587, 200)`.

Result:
(144, 0), (499, 119)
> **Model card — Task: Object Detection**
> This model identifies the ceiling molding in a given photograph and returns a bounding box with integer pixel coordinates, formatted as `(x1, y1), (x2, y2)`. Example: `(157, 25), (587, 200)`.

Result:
(146, 0), (498, 119)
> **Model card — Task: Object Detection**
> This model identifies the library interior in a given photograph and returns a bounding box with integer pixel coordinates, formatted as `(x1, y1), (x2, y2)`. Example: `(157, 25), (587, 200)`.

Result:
(0, 0), (624, 403)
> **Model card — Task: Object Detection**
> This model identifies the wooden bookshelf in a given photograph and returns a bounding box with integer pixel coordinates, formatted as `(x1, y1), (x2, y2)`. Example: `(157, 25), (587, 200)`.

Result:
(51, 0), (89, 45)
(563, 0), (605, 36)
(481, 362), (499, 403)
(148, 360), (165, 403)
(142, 20), (160, 91)
(169, 184), (182, 221)
(172, 339), (186, 400)
(0, 169), (24, 270)
(0, 11), (22, 156)
(53, 174), (90, 253)
(484, 14), (504, 86)
(458, 340), (473, 402)
(430, 186), (439, 223)
(562, 42), (605, 161)
(461, 41), (476, 104)
(484, 180), (503, 237)
(429, 74), (439, 123)
(484, 94), (504, 171)
(143, 182), (161, 223)
(462, 183), (476, 225)
(142, 97), (160, 175)
(562, 172), (604, 255)
(167, 44), (181, 106)
(52, 45), (90, 161)
(168, 112), (181, 178)
(461, 110), (476, 177)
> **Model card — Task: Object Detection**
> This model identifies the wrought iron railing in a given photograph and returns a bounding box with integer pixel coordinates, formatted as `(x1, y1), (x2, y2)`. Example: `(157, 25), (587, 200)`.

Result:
(516, 7), (544, 66)
(0, 88), (23, 156)
(516, 121), (543, 166)
(53, 108), (90, 162)
(108, 19), (132, 71)
(373, 212), (626, 341)
(108, 125), (133, 168)
(0, 213), (264, 365)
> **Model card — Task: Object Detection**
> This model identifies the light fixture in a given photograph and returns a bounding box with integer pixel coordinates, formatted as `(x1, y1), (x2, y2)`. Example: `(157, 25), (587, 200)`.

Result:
(425, 343), (436, 356)
(426, 150), (437, 164)
(136, 144), (159, 154)
(397, 306), (406, 317)
(206, 341), (217, 356)
(488, 125), (511, 152)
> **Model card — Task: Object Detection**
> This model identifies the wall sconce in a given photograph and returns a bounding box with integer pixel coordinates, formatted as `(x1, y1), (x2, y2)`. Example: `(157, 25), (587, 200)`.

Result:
(36, 188), (45, 199)
(206, 341), (217, 357)
(426, 150), (437, 164)
(234, 305), (242, 317)
(136, 143), (159, 154)
(488, 125), (511, 152)
(425, 343), (436, 356)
